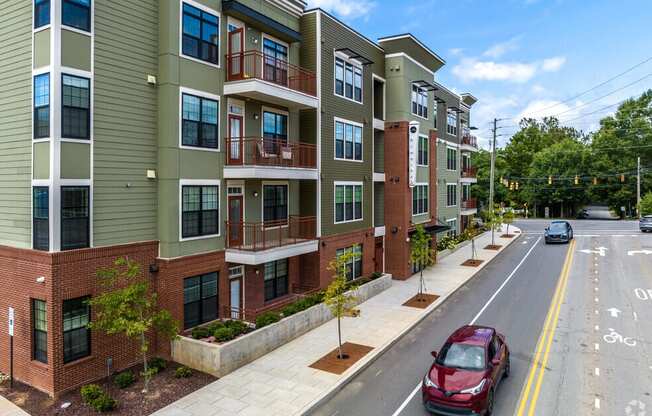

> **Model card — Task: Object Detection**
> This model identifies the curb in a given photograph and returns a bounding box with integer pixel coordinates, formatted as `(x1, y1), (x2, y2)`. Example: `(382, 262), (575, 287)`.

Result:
(298, 228), (522, 415)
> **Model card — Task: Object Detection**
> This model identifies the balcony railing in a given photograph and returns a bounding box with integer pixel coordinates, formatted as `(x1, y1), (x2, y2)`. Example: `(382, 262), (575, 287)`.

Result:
(461, 166), (478, 178)
(461, 198), (478, 210)
(226, 50), (317, 97)
(461, 135), (478, 148)
(225, 137), (317, 169)
(226, 215), (317, 251)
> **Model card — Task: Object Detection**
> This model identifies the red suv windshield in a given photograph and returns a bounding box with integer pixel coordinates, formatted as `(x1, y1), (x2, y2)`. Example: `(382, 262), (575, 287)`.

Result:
(436, 342), (485, 371)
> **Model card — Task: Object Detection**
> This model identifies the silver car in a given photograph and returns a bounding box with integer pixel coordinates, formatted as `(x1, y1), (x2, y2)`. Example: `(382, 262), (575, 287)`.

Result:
(640, 216), (652, 232)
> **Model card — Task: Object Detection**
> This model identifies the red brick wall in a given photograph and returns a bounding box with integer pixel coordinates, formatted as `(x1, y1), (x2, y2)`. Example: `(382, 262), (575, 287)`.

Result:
(317, 229), (376, 287)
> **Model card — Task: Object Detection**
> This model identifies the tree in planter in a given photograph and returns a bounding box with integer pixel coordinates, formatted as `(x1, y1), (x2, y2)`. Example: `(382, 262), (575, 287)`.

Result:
(640, 192), (652, 216)
(503, 210), (515, 237)
(410, 225), (436, 301)
(324, 251), (359, 360)
(486, 208), (504, 246)
(88, 257), (179, 394)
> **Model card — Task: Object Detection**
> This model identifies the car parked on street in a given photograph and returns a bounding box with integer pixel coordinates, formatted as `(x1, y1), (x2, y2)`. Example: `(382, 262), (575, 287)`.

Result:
(422, 325), (510, 415)
(544, 221), (573, 244)
(641, 215), (652, 232)
(576, 209), (589, 219)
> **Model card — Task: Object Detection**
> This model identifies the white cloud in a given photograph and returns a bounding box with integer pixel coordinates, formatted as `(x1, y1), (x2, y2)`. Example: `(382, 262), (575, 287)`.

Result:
(449, 48), (464, 57)
(542, 56), (566, 72)
(483, 37), (520, 59)
(469, 96), (520, 149)
(531, 84), (546, 94)
(306, 0), (375, 19)
(452, 58), (538, 83)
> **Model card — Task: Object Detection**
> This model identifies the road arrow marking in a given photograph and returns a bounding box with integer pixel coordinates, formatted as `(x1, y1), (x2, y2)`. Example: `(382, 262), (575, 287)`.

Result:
(607, 307), (622, 318)
(580, 247), (608, 257)
(628, 250), (652, 256)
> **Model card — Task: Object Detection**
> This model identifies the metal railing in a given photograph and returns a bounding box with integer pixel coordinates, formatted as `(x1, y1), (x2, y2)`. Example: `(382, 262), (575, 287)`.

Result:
(461, 198), (478, 209)
(226, 215), (317, 251)
(461, 134), (478, 148)
(461, 166), (478, 178)
(226, 50), (317, 97)
(225, 137), (317, 169)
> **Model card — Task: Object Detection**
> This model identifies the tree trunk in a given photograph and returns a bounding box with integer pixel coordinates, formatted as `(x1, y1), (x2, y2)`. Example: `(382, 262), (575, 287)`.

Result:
(141, 332), (149, 394)
(506, 223), (510, 236)
(337, 316), (343, 359)
(419, 269), (423, 297)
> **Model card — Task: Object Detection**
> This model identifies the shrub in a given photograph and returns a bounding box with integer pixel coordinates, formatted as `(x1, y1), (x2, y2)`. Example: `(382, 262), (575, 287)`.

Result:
(147, 357), (167, 374)
(224, 320), (248, 335)
(113, 370), (135, 389)
(206, 321), (225, 334)
(80, 384), (103, 404)
(191, 326), (211, 339)
(213, 326), (236, 342)
(175, 366), (193, 379)
(371, 272), (383, 280)
(90, 393), (117, 412)
(255, 311), (281, 328)
(436, 235), (457, 252)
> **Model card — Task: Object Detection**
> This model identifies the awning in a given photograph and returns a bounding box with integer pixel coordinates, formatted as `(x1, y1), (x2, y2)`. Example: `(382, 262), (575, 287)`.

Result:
(335, 48), (374, 65)
(409, 223), (450, 236)
(413, 80), (438, 92)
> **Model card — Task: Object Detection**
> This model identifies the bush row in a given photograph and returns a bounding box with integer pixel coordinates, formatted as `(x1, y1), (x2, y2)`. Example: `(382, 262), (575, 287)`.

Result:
(191, 319), (251, 342)
(80, 384), (117, 413)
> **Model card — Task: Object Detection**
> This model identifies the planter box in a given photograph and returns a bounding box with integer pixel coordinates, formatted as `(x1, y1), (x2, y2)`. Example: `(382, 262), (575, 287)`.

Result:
(171, 273), (392, 377)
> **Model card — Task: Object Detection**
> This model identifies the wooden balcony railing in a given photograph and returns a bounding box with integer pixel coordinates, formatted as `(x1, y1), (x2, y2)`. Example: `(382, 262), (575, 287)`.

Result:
(226, 215), (317, 251)
(462, 198), (478, 210)
(225, 137), (317, 169)
(226, 50), (317, 97)
(461, 166), (478, 178)
(461, 134), (478, 148)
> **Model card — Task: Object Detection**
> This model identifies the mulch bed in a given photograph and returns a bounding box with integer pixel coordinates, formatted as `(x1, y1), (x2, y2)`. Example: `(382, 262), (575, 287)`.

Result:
(402, 293), (440, 309)
(484, 244), (503, 250)
(0, 361), (215, 415)
(461, 259), (484, 267)
(500, 234), (515, 238)
(309, 342), (374, 375)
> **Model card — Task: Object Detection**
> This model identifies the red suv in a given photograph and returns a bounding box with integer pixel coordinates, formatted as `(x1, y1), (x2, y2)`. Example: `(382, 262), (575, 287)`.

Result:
(422, 325), (510, 415)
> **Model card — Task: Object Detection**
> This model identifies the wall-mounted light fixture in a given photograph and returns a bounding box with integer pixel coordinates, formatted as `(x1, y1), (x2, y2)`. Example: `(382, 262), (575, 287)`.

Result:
(253, 190), (259, 198)
(36, 276), (45, 284)
(391, 226), (399, 234)
(253, 113), (259, 120)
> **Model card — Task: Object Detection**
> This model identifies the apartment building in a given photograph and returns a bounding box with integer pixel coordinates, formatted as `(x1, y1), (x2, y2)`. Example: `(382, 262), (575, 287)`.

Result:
(0, 0), (477, 396)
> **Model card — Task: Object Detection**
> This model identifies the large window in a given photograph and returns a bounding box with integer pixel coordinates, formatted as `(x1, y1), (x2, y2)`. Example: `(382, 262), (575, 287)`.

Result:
(33, 187), (49, 251)
(62, 0), (90, 32)
(182, 185), (219, 238)
(34, 0), (50, 29)
(62, 74), (90, 139)
(182, 93), (218, 149)
(264, 259), (288, 301)
(263, 38), (288, 85)
(335, 183), (362, 223)
(447, 111), (458, 136)
(263, 111), (288, 152)
(61, 186), (89, 250)
(447, 219), (458, 238)
(183, 272), (218, 329)
(32, 299), (47, 363)
(411, 84), (428, 119)
(335, 120), (362, 161)
(263, 184), (288, 223)
(447, 147), (457, 170)
(63, 297), (90, 363)
(335, 57), (362, 103)
(34, 73), (50, 138)
(418, 136), (428, 166)
(462, 184), (471, 201)
(413, 185), (428, 215)
(447, 184), (457, 207)
(336, 245), (363, 281)
(182, 2), (219, 65)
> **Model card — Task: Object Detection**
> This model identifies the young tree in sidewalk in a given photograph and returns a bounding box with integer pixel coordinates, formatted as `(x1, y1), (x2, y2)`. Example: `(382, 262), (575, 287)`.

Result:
(640, 192), (652, 216)
(88, 257), (179, 394)
(503, 210), (515, 236)
(410, 225), (436, 301)
(487, 207), (504, 246)
(324, 251), (359, 360)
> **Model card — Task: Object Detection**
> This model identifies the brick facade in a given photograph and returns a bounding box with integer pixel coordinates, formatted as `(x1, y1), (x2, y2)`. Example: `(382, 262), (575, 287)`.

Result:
(317, 228), (376, 287)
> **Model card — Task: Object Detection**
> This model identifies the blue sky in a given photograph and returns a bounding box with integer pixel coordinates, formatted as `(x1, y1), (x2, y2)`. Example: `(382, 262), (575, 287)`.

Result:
(307, 0), (652, 148)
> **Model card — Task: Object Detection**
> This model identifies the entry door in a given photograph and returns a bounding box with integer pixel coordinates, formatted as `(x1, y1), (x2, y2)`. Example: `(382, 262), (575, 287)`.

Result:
(228, 28), (244, 79)
(228, 195), (243, 247)
(374, 237), (384, 273)
(228, 114), (243, 164)
(230, 278), (241, 319)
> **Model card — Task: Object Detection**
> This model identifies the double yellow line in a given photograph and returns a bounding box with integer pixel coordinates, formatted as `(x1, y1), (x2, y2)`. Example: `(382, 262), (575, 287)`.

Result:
(515, 239), (576, 416)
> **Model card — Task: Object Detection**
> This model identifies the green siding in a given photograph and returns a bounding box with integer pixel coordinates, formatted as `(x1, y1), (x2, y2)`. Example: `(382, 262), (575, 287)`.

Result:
(378, 37), (444, 73)
(61, 142), (90, 179)
(437, 143), (460, 231)
(374, 182), (384, 227)
(93, 0), (159, 247)
(33, 28), (50, 69)
(33, 142), (50, 180)
(61, 29), (92, 72)
(0, 0), (31, 248)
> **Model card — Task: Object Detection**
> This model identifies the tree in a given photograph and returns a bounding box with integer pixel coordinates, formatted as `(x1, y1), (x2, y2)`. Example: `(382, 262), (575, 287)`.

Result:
(641, 192), (652, 216)
(88, 257), (178, 394)
(486, 208), (503, 246)
(410, 225), (436, 300)
(503, 210), (515, 236)
(324, 252), (359, 360)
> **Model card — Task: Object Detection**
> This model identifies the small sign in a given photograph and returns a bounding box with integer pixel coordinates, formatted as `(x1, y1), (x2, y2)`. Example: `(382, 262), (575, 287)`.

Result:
(408, 121), (420, 188)
(8, 307), (14, 337)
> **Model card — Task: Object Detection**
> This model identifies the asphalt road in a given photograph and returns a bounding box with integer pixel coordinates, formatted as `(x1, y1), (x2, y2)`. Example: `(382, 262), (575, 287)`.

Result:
(308, 219), (650, 416)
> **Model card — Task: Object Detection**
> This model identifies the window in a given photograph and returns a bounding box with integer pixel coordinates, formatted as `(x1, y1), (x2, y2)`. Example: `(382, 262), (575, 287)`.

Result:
(335, 57), (362, 103)
(335, 183), (362, 223)
(418, 136), (428, 166)
(32, 299), (47, 363)
(335, 120), (362, 161)
(447, 219), (458, 238)
(412, 185), (428, 215)
(34, 73), (50, 139)
(447, 111), (458, 136)
(411, 84), (428, 119)
(182, 185), (219, 238)
(34, 0), (50, 28)
(263, 38), (288, 85)
(62, 0), (90, 32)
(62, 74), (90, 139)
(182, 93), (218, 149)
(33, 187), (49, 251)
(263, 184), (288, 223)
(264, 259), (288, 301)
(183, 272), (218, 329)
(182, 2), (219, 65)
(336, 245), (363, 281)
(462, 184), (471, 201)
(447, 147), (457, 170)
(63, 297), (90, 363)
(61, 186), (89, 250)
(263, 111), (288, 152)
(447, 184), (457, 207)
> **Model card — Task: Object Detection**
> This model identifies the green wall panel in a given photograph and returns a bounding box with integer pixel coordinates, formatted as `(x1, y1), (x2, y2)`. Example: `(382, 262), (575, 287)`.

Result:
(33, 142), (50, 180)
(61, 29), (91, 72)
(60, 142), (90, 179)
(33, 28), (50, 69)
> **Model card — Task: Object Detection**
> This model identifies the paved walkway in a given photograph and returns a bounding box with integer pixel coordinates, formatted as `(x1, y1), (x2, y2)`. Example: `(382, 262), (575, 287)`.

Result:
(154, 227), (519, 416)
(0, 395), (29, 416)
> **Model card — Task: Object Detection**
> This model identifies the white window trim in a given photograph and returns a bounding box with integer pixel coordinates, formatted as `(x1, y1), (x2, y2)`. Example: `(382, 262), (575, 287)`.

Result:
(446, 146), (457, 172)
(261, 180), (290, 227)
(417, 135), (429, 167)
(372, 73), (386, 121)
(333, 117), (364, 163)
(334, 52), (364, 105)
(412, 183), (429, 216)
(446, 183), (458, 207)
(261, 106), (290, 145)
(446, 218), (458, 237)
(60, 67), (93, 143)
(411, 84), (429, 121)
(333, 181), (364, 224)
(60, 0), (94, 36)
(179, 179), (221, 242)
(179, 0), (221, 69)
(179, 86), (221, 152)
(59, 179), (93, 249)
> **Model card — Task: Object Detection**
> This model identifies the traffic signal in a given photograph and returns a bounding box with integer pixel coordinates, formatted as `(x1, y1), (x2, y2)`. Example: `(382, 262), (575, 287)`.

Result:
(515, 181), (519, 190)
(575, 175), (579, 185)
(548, 176), (552, 185)
(593, 177), (598, 185)
(620, 174), (625, 183)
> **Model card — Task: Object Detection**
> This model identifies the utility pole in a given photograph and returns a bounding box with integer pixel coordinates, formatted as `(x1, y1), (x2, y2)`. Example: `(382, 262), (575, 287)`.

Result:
(489, 118), (497, 212)
(638, 156), (641, 218)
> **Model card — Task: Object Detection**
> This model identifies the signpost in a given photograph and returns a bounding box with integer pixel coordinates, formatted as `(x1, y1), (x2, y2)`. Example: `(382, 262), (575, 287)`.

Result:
(8, 307), (14, 388)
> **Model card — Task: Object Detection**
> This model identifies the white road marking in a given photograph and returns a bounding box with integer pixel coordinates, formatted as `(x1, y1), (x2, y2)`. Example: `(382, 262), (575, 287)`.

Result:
(595, 297), (599, 303)
(522, 241), (528, 245)
(595, 398), (601, 409)
(595, 310), (599, 315)
(391, 238), (543, 416)
(634, 288), (652, 300)
(628, 249), (652, 256)
(579, 247), (607, 257)
(375, 369), (383, 377)
(594, 325), (600, 331)
(607, 307), (622, 318)
(633, 312), (638, 321)
(595, 367), (600, 376)
(594, 287), (599, 292)
(595, 343), (600, 351)
(594, 278), (599, 282)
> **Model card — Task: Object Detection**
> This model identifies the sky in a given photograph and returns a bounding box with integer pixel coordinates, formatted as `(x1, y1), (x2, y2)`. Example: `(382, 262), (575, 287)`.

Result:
(306, 0), (652, 149)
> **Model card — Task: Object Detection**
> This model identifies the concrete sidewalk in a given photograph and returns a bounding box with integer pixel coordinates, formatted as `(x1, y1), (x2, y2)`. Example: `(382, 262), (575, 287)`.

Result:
(154, 227), (519, 416)
(0, 396), (29, 416)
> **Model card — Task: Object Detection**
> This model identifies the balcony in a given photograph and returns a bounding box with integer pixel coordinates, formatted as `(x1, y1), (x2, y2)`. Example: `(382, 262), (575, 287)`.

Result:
(224, 51), (318, 109)
(224, 137), (318, 180)
(460, 166), (478, 183)
(461, 134), (478, 152)
(225, 216), (318, 265)
(461, 198), (478, 215)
